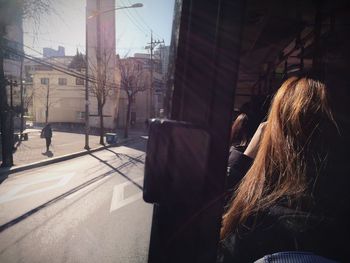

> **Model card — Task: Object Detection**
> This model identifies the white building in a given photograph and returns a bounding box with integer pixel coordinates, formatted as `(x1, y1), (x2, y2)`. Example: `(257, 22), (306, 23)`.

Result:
(117, 51), (167, 128)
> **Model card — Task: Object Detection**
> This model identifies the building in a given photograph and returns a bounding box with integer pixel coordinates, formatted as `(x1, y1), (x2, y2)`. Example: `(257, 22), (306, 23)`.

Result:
(27, 51), (121, 130)
(43, 46), (65, 58)
(154, 45), (170, 76)
(27, 56), (82, 124)
(29, 0), (121, 130)
(117, 50), (167, 129)
(2, 1), (25, 129)
(86, 0), (120, 130)
(117, 56), (150, 129)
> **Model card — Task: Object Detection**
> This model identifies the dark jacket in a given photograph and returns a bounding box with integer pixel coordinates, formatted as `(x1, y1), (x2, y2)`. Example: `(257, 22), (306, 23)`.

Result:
(217, 204), (343, 262)
(219, 151), (349, 262)
(42, 125), (52, 139)
(227, 149), (253, 189)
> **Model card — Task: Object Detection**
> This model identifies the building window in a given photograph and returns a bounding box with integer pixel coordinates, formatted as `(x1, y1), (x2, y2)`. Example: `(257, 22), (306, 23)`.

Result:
(58, 78), (67, 86)
(76, 111), (85, 120)
(76, 77), (84, 85)
(41, 78), (49, 85)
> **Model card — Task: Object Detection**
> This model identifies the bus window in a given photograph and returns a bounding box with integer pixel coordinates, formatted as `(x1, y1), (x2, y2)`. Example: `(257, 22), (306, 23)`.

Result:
(144, 0), (350, 262)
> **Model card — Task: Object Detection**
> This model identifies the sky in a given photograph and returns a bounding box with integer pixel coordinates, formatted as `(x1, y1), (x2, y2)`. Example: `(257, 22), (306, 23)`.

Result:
(23, 0), (175, 57)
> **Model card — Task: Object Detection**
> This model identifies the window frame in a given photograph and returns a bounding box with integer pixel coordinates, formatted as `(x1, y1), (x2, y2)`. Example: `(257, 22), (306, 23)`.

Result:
(58, 78), (67, 86)
(75, 77), (84, 86)
(40, 78), (49, 85)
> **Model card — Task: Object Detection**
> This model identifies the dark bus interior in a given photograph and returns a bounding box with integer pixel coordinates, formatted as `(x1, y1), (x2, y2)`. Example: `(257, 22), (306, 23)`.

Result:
(144, 0), (350, 262)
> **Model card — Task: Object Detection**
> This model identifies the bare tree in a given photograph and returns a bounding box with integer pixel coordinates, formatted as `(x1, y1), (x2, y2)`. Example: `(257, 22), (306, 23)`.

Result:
(119, 58), (149, 138)
(33, 82), (60, 123)
(23, 86), (34, 116)
(88, 48), (116, 145)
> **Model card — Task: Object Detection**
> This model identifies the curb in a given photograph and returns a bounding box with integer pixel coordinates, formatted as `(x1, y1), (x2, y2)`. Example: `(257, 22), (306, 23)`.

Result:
(0, 136), (143, 178)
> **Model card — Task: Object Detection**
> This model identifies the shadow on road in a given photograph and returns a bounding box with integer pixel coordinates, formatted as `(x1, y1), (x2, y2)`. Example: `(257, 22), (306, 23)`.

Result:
(0, 152), (144, 234)
(121, 136), (148, 152)
(88, 152), (143, 190)
(0, 174), (8, 184)
(41, 151), (54, 158)
(105, 148), (144, 164)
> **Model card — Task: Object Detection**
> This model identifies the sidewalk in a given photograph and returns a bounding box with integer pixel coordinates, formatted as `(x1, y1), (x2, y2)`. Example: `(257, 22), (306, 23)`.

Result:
(0, 128), (147, 176)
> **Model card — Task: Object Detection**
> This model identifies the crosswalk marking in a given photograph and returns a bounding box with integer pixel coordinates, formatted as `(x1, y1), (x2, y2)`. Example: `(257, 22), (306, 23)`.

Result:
(0, 173), (75, 204)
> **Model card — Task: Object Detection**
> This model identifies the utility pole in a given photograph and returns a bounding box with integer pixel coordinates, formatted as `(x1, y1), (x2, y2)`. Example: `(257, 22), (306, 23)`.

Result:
(0, 27), (14, 167)
(45, 79), (49, 124)
(20, 58), (24, 136)
(10, 79), (13, 108)
(20, 12), (24, 137)
(150, 31), (153, 118)
(147, 31), (164, 118)
(96, 0), (104, 145)
(84, 5), (90, 150)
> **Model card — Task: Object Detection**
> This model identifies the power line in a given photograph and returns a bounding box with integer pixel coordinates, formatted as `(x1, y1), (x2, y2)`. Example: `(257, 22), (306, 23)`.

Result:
(25, 33), (147, 53)
(6, 38), (120, 89)
(2, 44), (120, 90)
(118, 0), (150, 36)
(20, 41), (91, 79)
(124, 0), (163, 40)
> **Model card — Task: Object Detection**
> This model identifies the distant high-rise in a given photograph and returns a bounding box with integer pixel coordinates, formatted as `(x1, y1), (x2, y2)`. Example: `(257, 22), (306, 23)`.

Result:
(86, 0), (119, 129)
(87, 0), (116, 58)
(43, 46), (65, 58)
(3, 1), (23, 80)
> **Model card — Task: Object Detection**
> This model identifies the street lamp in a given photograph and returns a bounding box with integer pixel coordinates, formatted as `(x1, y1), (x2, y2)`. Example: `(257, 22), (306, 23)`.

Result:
(84, 2), (143, 150)
(88, 3), (143, 19)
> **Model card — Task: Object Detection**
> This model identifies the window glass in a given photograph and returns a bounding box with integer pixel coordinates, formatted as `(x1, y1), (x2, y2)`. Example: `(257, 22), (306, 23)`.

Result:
(1, 0), (177, 262)
(76, 111), (85, 120)
(58, 78), (67, 86)
(40, 78), (49, 85)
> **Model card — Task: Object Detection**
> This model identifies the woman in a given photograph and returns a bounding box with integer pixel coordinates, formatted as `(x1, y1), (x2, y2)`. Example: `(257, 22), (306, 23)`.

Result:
(218, 76), (345, 262)
(41, 123), (53, 152)
(229, 113), (251, 153)
(226, 113), (254, 193)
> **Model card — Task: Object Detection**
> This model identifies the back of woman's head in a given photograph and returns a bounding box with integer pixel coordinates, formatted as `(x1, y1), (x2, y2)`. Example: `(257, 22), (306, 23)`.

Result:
(221, 76), (338, 239)
(230, 113), (250, 148)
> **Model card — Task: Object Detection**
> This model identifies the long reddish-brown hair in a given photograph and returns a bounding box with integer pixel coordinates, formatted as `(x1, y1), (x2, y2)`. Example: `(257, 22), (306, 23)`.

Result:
(221, 76), (337, 239)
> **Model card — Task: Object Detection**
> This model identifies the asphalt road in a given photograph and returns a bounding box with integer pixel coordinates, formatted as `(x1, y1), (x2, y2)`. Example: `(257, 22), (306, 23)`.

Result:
(0, 139), (153, 263)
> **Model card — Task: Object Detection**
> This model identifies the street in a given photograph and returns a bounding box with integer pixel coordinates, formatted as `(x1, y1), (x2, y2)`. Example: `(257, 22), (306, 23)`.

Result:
(0, 138), (152, 263)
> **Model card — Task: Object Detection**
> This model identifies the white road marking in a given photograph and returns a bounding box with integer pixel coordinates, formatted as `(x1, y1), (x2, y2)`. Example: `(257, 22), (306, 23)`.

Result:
(110, 177), (144, 213)
(65, 176), (110, 199)
(0, 173), (75, 204)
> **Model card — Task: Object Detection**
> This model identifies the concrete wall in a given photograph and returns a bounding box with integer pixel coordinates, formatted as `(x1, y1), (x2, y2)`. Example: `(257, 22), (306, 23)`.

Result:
(32, 70), (85, 124)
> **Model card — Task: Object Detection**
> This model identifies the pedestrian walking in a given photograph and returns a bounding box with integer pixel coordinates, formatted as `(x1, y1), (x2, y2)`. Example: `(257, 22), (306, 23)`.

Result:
(41, 123), (53, 152)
